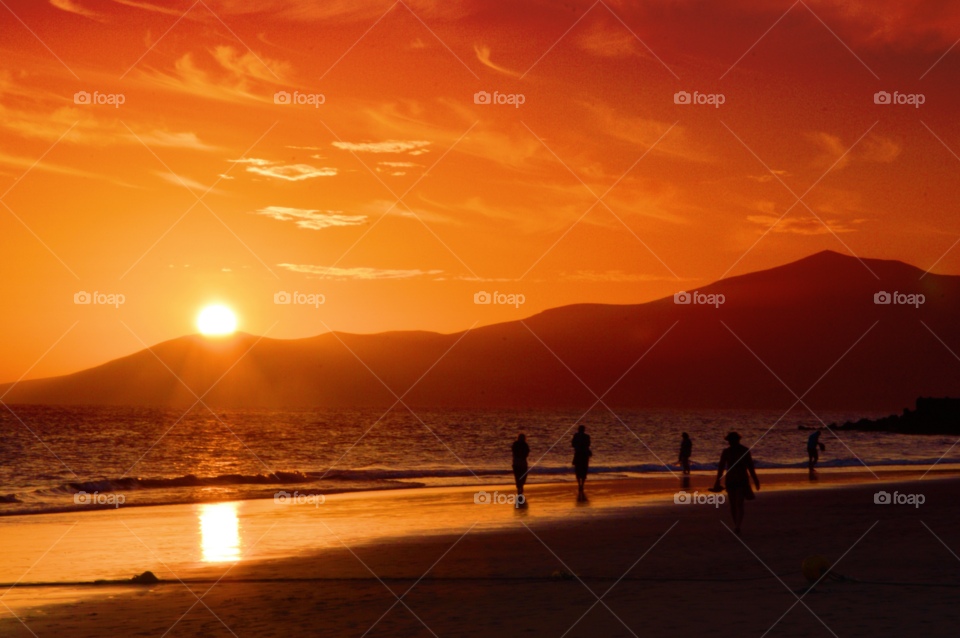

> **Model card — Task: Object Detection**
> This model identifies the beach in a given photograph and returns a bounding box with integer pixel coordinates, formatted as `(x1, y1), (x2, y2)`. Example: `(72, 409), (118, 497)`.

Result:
(3, 469), (959, 637)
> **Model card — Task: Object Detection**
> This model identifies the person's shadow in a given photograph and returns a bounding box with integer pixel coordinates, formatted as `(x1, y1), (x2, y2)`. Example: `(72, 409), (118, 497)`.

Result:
(681, 475), (691, 490)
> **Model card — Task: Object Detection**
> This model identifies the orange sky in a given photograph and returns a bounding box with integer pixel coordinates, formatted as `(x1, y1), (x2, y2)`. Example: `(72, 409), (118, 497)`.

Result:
(2, 0), (960, 382)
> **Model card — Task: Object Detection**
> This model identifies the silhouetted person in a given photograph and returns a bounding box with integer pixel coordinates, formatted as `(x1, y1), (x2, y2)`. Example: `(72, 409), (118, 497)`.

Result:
(713, 431), (760, 534)
(807, 430), (825, 472)
(572, 425), (592, 501)
(512, 433), (530, 496)
(679, 432), (692, 475)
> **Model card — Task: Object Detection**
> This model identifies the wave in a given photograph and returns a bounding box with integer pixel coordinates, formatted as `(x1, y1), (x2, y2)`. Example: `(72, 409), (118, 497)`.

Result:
(46, 471), (317, 496)
(44, 455), (960, 494)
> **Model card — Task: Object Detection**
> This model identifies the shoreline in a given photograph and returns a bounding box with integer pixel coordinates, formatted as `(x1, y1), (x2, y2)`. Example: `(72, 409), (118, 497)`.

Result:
(4, 462), (958, 519)
(1, 467), (955, 585)
(3, 471), (959, 636)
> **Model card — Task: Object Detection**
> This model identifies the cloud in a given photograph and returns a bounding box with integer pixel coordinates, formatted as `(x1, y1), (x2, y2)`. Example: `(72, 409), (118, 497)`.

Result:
(154, 172), (226, 195)
(808, 132), (901, 169)
(583, 102), (708, 162)
(562, 270), (681, 282)
(576, 21), (637, 58)
(331, 140), (431, 154)
(50, 0), (103, 20)
(861, 134), (901, 163)
(474, 44), (520, 76)
(278, 263), (443, 279)
(111, 0), (184, 15)
(131, 130), (217, 150)
(134, 47), (288, 103)
(252, 206), (366, 229)
(807, 132), (852, 170)
(230, 158), (337, 181)
(248, 164), (337, 180)
(747, 170), (789, 183)
(0, 105), (216, 150)
(0, 152), (137, 187)
(747, 214), (861, 235)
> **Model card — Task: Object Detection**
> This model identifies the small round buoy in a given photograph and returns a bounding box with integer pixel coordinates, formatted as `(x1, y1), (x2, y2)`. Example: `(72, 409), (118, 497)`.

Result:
(802, 555), (831, 583)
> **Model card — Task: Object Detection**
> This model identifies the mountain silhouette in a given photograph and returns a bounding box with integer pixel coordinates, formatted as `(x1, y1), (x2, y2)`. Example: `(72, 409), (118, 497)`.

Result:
(2, 251), (957, 410)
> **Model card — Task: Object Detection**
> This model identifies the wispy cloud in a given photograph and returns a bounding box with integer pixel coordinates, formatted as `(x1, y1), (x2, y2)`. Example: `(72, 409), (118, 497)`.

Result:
(747, 213), (862, 235)
(331, 140), (431, 154)
(50, 0), (104, 20)
(252, 206), (366, 229)
(154, 171), (226, 194)
(278, 263), (443, 279)
(0, 152), (138, 187)
(576, 21), (637, 58)
(563, 270), (687, 282)
(474, 44), (520, 77)
(229, 158), (337, 181)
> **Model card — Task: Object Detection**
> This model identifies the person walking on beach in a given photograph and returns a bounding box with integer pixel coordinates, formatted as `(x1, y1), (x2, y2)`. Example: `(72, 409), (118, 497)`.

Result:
(807, 430), (826, 472)
(512, 433), (530, 497)
(572, 425), (592, 501)
(713, 431), (760, 534)
(678, 432), (693, 475)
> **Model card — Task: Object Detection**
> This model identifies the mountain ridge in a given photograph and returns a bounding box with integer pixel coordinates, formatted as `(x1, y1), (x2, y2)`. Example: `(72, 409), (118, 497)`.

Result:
(2, 250), (956, 410)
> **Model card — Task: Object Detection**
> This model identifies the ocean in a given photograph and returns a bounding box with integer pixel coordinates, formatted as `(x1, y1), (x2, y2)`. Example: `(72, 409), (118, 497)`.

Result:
(2, 405), (956, 516)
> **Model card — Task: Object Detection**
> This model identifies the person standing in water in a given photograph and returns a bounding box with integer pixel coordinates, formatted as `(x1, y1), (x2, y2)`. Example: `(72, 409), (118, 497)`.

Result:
(678, 432), (693, 475)
(713, 431), (760, 534)
(512, 433), (530, 497)
(807, 430), (825, 472)
(572, 425), (592, 501)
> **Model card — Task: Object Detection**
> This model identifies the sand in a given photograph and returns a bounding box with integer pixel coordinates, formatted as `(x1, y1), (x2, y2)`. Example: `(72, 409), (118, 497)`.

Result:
(3, 470), (960, 637)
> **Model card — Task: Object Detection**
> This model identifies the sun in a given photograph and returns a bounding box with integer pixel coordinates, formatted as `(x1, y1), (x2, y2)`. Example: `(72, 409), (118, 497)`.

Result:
(198, 305), (236, 335)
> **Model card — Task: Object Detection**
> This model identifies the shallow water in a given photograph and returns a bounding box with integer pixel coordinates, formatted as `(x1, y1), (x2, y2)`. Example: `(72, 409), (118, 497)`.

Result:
(2, 405), (956, 516)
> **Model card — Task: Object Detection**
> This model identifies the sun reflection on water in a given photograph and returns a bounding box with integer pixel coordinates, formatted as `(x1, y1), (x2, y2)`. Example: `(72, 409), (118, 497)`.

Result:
(199, 502), (241, 562)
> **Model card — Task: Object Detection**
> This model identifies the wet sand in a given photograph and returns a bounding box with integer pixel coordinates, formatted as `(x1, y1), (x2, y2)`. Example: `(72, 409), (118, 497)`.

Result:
(3, 470), (960, 637)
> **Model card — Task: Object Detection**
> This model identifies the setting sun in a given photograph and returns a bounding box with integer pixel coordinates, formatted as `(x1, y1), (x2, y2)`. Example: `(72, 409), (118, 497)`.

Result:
(197, 306), (236, 335)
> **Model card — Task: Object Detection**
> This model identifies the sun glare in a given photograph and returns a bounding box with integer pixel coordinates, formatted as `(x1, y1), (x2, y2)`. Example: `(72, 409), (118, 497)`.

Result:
(198, 305), (236, 335)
